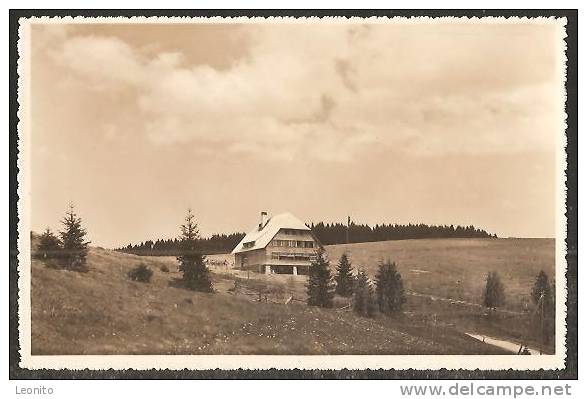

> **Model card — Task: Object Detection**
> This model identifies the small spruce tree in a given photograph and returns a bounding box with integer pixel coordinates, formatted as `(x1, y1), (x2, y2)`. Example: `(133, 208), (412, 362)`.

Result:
(531, 270), (553, 306)
(177, 209), (213, 292)
(307, 248), (335, 307)
(353, 269), (376, 317)
(483, 271), (505, 310)
(335, 253), (354, 297)
(36, 228), (61, 260)
(375, 260), (406, 315)
(59, 204), (90, 271)
(531, 270), (555, 345)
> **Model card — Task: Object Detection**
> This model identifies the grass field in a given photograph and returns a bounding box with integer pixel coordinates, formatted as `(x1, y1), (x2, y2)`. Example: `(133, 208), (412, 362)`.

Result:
(199, 237), (556, 353)
(321, 238), (556, 353)
(31, 245), (507, 356)
(324, 238), (555, 312)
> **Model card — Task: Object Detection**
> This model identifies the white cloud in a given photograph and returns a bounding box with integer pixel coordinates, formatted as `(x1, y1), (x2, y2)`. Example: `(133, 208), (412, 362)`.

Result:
(56, 35), (146, 88)
(50, 22), (562, 161)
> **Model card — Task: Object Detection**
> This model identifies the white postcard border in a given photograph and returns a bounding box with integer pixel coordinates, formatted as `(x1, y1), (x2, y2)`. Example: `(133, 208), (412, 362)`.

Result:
(16, 15), (569, 371)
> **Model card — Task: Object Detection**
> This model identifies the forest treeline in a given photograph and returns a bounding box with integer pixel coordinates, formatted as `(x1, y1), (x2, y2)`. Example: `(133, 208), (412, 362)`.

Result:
(116, 222), (495, 255)
(116, 233), (245, 256)
(310, 222), (496, 246)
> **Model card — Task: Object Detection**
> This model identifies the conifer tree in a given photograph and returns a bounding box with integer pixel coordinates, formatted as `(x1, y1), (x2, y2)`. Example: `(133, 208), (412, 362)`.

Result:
(59, 204), (90, 271)
(531, 270), (552, 306)
(177, 209), (213, 292)
(353, 269), (376, 317)
(36, 228), (61, 260)
(334, 253), (354, 297)
(375, 260), (406, 315)
(307, 248), (334, 307)
(483, 271), (505, 310)
(531, 270), (555, 345)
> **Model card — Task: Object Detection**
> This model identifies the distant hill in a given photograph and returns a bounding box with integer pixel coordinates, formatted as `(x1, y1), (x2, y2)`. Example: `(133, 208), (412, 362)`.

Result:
(116, 222), (495, 256)
(311, 221), (495, 245)
(115, 232), (245, 256)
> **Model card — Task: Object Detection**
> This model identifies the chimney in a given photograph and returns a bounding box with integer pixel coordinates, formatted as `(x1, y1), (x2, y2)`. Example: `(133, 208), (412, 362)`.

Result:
(259, 211), (268, 230)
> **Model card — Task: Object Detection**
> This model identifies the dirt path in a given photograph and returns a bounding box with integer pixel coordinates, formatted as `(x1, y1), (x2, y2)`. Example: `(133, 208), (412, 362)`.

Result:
(466, 333), (541, 355)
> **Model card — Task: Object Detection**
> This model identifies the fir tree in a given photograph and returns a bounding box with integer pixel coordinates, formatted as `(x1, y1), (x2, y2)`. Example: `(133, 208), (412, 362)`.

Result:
(59, 204), (90, 271)
(177, 209), (213, 292)
(36, 228), (61, 260)
(307, 248), (334, 307)
(483, 271), (505, 310)
(531, 270), (555, 345)
(353, 269), (376, 317)
(531, 270), (553, 306)
(375, 260), (405, 315)
(334, 253), (354, 297)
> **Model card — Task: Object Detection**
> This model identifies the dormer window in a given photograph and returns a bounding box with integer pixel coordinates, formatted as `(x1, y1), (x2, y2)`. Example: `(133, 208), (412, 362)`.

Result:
(243, 241), (255, 249)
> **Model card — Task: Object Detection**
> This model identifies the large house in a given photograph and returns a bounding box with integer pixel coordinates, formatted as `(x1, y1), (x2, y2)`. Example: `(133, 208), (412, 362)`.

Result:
(231, 212), (322, 275)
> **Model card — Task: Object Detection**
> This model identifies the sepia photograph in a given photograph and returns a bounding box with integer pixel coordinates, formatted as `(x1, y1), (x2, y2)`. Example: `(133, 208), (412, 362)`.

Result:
(12, 12), (573, 374)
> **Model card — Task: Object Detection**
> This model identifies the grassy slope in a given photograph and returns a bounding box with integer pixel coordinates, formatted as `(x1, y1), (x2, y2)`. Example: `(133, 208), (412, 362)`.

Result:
(324, 238), (555, 311)
(31, 247), (504, 356)
(323, 238), (556, 353)
(195, 238), (556, 353)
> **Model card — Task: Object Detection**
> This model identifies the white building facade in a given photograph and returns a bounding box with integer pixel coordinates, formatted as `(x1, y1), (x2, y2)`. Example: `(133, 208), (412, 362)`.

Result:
(231, 212), (322, 275)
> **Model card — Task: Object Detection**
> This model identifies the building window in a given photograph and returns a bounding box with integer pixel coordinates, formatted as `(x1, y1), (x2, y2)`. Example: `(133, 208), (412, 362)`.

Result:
(282, 229), (305, 235)
(270, 252), (317, 262)
(271, 238), (315, 248)
(243, 241), (255, 249)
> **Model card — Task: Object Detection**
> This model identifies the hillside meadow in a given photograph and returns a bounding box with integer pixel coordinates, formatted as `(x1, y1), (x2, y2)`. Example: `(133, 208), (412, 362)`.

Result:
(205, 238), (556, 353)
(324, 238), (555, 312)
(31, 245), (506, 356)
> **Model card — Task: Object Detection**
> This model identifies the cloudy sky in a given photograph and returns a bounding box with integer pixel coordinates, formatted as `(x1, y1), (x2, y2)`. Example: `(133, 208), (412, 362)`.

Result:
(29, 20), (564, 247)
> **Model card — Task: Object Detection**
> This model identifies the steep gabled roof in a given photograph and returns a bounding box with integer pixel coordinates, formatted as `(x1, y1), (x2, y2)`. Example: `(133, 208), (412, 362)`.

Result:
(231, 212), (311, 254)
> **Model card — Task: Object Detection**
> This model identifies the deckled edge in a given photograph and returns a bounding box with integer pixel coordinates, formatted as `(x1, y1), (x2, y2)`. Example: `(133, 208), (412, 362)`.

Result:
(14, 14), (570, 373)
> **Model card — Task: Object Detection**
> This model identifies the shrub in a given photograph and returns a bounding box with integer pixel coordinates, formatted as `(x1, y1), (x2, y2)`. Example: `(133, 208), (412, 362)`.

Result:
(520, 346), (531, 355)
(160, 264), (170, 273)
(128, 264), (153, 283)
